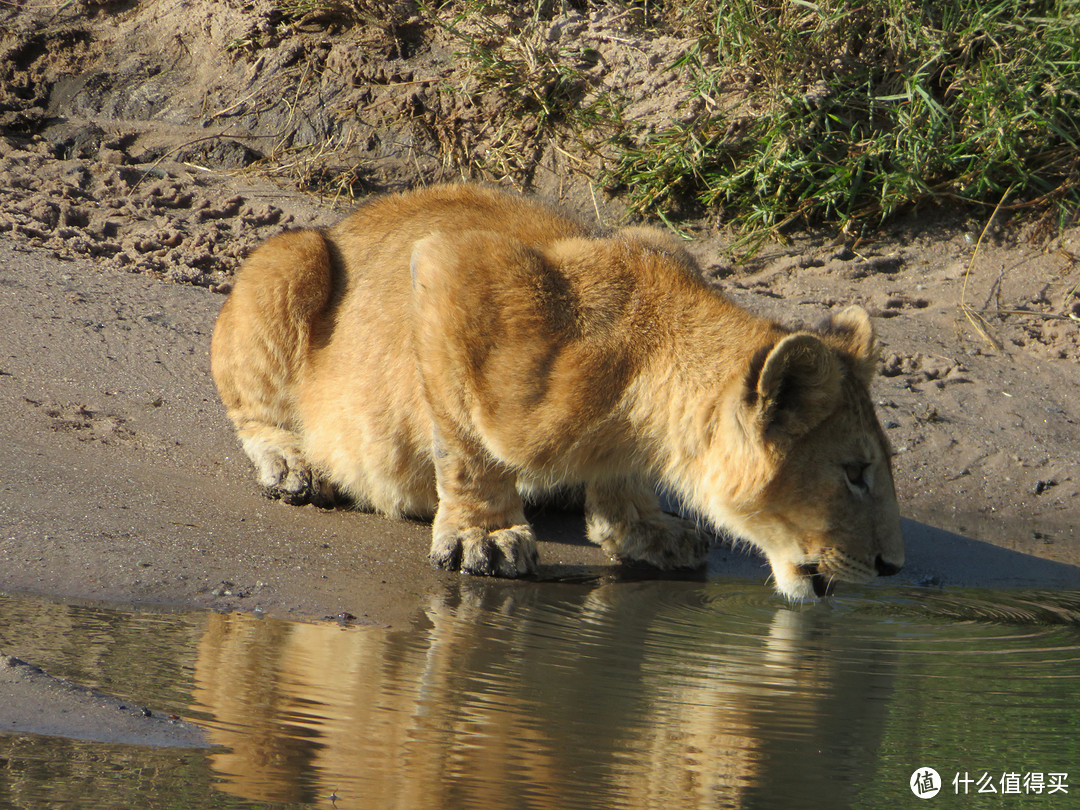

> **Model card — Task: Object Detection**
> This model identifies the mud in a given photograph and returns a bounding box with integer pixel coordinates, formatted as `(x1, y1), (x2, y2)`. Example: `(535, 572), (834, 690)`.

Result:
(1, 652), (206, 747)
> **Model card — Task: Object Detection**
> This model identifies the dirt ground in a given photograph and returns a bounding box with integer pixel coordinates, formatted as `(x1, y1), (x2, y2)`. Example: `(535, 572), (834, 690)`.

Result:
(1, 0), (1079, 745)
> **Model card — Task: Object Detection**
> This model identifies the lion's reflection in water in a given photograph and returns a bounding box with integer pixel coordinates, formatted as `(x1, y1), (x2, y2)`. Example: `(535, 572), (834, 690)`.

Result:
(192, 578), (894, 809)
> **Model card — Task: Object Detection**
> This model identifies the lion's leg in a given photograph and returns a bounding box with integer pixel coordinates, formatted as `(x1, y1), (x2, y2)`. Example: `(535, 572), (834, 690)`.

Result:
(428, 432), (538, 578)
(211, 230), (336, 507)
(585, 478), (709, 569)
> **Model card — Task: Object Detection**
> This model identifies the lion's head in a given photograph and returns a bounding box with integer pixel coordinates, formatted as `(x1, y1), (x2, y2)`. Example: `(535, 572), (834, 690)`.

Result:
(711, 306), (903, 599)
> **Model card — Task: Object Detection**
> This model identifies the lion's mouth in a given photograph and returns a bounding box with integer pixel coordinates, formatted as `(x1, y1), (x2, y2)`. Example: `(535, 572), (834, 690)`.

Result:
(797, 563), (835, 598)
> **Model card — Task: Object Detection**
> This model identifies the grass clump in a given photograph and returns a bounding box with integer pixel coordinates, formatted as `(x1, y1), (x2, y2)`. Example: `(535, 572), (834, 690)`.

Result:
(428, 3), (621, 184)
(608, 0), (1080, 247)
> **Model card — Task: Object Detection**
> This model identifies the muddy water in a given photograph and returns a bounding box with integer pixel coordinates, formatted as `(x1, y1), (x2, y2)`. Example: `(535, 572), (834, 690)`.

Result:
(1, 580), (1078, 809)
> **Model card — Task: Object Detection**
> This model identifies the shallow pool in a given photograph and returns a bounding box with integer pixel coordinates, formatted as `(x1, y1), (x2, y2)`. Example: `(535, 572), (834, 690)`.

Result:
(1, 577), (1077, 808)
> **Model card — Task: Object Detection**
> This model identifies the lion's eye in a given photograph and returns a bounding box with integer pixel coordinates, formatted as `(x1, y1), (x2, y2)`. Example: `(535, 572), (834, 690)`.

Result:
(844, 462), (870, 491)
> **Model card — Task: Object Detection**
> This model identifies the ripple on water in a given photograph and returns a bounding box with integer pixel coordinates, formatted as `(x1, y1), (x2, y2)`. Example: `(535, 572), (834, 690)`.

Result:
(2, 582), (1079, 809)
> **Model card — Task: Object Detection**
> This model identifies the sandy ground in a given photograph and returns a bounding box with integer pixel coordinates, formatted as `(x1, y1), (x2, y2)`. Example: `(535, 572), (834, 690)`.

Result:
(1, 0), (1079, 750)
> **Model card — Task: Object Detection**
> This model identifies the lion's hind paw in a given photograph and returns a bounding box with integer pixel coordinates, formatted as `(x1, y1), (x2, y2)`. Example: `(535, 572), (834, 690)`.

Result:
(264, 465), (337, 508)
(241, 434), (336, 508)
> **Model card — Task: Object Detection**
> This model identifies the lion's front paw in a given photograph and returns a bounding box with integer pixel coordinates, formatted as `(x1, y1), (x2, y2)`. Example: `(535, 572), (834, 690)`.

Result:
(602, 513), (709, 570)
(429, 524), (539, 578)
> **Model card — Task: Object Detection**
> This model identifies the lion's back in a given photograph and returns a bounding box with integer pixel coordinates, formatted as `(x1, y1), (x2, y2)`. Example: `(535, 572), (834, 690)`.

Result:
(295, 185), (590, 514)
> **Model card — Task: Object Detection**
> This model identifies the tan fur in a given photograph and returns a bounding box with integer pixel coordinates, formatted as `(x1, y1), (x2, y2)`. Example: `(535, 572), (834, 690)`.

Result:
(211, 183), (903, 599)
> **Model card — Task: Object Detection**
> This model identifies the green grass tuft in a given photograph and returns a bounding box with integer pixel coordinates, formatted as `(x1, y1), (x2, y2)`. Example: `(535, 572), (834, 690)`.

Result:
(607, 0), (1080, 249)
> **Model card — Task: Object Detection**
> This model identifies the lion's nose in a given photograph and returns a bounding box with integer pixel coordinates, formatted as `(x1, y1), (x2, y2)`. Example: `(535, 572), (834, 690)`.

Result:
(875, 555), (902, 577)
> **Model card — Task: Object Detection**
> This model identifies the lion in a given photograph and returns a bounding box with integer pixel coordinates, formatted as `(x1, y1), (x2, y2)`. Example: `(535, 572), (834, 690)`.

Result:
(211, 183), (903, 599)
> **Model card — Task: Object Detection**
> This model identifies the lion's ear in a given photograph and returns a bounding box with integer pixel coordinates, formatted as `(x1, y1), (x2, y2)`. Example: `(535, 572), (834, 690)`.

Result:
(824, 305), (878, 384)
(744, 333), (841, 442)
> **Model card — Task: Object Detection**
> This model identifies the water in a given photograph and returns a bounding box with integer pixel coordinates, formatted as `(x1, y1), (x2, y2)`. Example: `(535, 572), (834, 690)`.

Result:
(1, 579), (1078, 809)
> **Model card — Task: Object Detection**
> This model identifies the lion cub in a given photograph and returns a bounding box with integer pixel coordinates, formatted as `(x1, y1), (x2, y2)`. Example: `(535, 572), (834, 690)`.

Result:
(212, 183), (903, 599)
